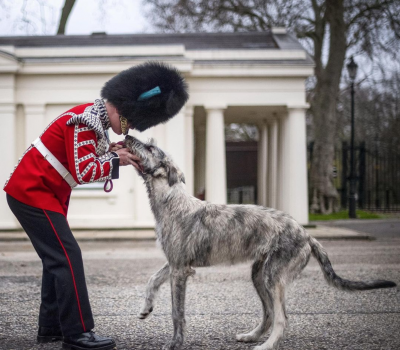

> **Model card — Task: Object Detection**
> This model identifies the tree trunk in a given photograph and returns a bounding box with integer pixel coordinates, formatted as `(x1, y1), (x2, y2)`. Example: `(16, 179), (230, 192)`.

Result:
(57, 0), (76, 35)
(309, 0), (347, 214)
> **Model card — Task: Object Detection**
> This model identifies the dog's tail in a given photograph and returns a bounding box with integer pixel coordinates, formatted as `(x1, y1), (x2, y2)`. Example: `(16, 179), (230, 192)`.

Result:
(308, 236), (396, 291)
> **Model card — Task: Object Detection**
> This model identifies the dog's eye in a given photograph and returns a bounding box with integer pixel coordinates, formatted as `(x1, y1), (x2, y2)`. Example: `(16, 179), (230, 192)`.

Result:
(148, 146), (155, 153)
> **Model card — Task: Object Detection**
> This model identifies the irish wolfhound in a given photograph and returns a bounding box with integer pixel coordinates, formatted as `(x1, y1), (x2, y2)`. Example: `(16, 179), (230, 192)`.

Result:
(124, 135), (396, 350)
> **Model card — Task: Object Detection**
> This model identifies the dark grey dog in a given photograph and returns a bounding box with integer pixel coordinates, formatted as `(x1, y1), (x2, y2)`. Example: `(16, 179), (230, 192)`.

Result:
(124, 135), (396, 350)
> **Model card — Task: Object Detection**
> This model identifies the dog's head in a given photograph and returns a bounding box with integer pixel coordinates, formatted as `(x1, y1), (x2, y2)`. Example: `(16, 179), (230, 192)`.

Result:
(124, 135), (185, 187)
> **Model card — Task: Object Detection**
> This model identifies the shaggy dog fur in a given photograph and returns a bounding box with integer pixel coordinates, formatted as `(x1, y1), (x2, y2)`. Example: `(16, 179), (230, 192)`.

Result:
(125, 135), (396, 350)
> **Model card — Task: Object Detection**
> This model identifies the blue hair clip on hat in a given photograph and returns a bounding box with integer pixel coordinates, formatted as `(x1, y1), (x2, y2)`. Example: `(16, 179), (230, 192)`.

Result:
(138, 86), (161, 101)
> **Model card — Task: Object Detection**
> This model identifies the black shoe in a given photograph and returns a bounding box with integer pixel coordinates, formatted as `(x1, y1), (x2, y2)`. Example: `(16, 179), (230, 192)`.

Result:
(62, 331), (116, 350)
(37, 326), (63, 343)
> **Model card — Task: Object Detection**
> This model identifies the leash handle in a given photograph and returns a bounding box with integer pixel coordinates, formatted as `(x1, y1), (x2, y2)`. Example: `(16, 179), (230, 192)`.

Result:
(104, 179), (113, 192)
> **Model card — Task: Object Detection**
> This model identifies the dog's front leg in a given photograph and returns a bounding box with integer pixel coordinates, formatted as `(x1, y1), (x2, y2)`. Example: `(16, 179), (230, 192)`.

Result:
(139, 262), (170, 319)
(163, 267), (191, 350)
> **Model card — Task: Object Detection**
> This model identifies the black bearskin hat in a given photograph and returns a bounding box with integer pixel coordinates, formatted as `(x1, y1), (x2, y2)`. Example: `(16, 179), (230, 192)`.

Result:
(101, 61), (189, 132)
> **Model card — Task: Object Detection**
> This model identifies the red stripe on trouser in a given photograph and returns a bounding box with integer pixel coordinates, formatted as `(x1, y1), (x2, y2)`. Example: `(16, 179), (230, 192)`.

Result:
(43, 210), (86, 331)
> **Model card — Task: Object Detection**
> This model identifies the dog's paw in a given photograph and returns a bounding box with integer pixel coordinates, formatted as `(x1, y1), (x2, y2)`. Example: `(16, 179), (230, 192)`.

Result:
(138, 307), (153, 319)
(253, 345), (274, 350)
(162, 341), (182, 350)
(252, 343), (278, 350)
(236, 333), (260, 343)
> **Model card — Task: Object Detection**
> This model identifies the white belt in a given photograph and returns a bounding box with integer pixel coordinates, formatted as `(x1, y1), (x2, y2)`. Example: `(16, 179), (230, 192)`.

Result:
(32, 138), (78, 188)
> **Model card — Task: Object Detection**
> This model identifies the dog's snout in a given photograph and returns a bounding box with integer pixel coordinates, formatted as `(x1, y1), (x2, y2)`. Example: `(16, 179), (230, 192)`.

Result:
(125, 135), (144, 148)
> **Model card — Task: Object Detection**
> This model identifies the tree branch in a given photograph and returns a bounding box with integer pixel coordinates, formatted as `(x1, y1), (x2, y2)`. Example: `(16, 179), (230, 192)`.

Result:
(57, 0), (76, 35)
(347, 0), (393, 27)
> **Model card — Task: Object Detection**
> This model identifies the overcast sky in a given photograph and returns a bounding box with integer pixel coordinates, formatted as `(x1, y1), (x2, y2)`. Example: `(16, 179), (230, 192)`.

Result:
(0, 0), (153, 36)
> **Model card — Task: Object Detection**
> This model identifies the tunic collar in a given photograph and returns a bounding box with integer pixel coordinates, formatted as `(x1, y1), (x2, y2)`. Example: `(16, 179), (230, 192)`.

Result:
(94, 99), (111, 130)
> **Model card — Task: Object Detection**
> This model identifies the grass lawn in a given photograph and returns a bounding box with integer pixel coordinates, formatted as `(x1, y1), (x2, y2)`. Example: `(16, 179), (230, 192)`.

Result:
(309, 210), (383, 221)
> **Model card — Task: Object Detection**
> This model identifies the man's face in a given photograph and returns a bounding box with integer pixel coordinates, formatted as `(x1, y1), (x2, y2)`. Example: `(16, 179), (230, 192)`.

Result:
(109, 112), (132, 135)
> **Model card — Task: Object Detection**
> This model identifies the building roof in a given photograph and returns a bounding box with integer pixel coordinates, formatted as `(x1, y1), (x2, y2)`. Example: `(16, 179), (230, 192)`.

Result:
(0, 31), (302, 50)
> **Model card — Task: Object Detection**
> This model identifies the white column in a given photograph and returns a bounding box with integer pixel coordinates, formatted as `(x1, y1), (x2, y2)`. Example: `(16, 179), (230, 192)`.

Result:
(0, 103), (18, 228)
(279, 108), (309, 224)
(24, 104), (46, 148)
(277, 115), (287, 211)
(184, 106), (195, 196)
(1, 72), (18, 228)
(257, 121), (268, 206)
(287, 108), (309, 224)
(268, 118), (279, 208)
(205, 107), (227, 204)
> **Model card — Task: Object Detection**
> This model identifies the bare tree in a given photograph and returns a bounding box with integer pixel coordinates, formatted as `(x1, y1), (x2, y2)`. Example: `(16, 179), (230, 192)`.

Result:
(0, 0), (60, 35)
(56, 0), (124, 35)
(338, 72), (400, 156)
(57, 0), (76, 34)
(0, 0), (111, 35)
(145, 0), (400, 213)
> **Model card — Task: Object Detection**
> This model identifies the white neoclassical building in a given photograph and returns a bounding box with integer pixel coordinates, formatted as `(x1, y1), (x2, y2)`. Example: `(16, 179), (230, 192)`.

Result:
(0, 30), (313, 229)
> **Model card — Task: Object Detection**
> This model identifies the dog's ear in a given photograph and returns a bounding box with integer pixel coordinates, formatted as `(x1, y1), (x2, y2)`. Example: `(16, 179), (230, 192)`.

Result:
(167, 165), (179, 187)
(180, 173), (186, 184)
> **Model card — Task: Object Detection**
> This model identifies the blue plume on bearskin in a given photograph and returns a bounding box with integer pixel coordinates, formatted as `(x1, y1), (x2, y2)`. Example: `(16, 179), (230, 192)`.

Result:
(101, 61), (189, 132)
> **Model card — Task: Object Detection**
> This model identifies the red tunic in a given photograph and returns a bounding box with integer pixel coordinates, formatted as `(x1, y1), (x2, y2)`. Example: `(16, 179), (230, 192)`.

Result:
(4, 101), (119, 216)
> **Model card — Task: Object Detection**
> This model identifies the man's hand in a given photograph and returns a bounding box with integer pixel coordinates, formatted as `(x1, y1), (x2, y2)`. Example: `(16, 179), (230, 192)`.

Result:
(115, 148), (142, 171)
(108, 142), (124, 152)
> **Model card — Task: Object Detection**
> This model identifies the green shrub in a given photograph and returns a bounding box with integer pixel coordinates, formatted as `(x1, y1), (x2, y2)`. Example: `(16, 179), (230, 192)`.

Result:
(309, 210), (382, 221)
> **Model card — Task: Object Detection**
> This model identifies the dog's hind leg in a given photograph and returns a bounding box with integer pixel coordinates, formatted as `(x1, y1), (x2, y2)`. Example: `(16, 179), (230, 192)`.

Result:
(254, 243), (311, 350)
(163, 266), (191, 350)
(139, 262), (170, 319)
(253, 281), (287, 350)
(236, 260), (272, 343)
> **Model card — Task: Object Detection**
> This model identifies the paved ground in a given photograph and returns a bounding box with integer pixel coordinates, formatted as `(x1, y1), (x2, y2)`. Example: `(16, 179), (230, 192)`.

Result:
(311, 219), (400, 239)
(0, 220), (399, 350)
(0, 224), (372, 242)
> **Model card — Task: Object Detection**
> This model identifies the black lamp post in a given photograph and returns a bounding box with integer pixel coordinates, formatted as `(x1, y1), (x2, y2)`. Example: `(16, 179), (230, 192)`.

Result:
(346, 56), (358, 218)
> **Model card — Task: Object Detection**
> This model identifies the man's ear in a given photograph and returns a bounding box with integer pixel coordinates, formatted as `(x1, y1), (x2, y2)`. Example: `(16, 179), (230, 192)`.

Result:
(167, 165), (179, 187)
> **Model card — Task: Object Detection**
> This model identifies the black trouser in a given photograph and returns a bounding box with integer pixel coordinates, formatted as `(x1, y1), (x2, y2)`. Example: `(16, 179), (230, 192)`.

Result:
(7, 194), (94, 336)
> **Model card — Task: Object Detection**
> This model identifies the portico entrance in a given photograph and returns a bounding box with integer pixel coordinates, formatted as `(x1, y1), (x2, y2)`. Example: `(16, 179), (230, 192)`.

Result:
(193, 105), (309, 224)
